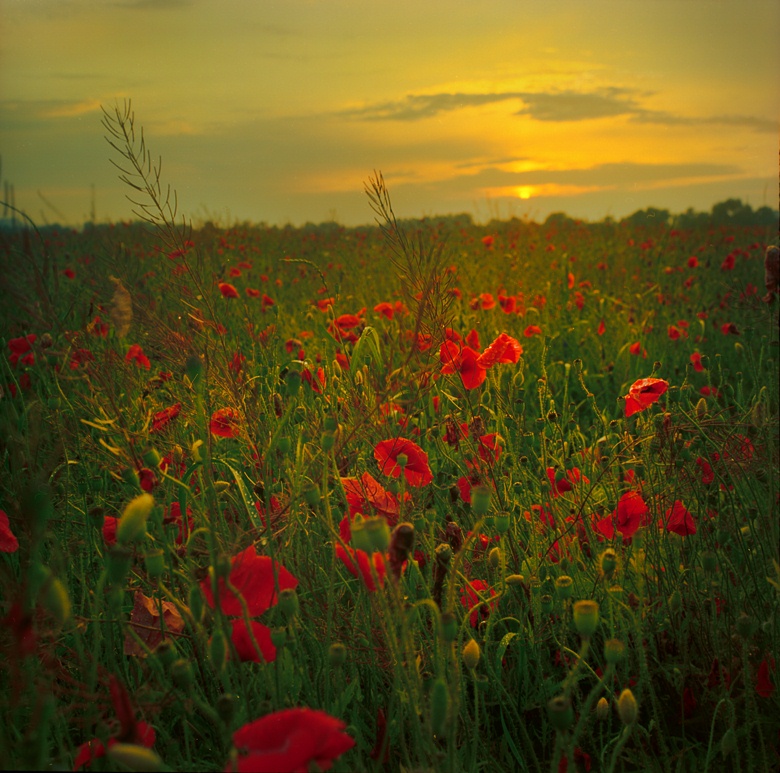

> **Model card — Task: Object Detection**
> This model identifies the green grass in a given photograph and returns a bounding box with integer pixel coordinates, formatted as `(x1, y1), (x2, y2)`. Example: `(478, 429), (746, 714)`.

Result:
(0, 118), (778, 772)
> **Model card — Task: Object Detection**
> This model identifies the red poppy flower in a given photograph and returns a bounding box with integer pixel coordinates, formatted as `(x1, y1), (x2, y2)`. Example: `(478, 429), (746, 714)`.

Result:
(687, 256), (699, 268)
(0, 510), (19, 553)
(219, 282), (240, 298)
(481, 235), (494, 247)
(200, 545), (298, 617)
(689, 352), (705, 372)
(664, 501), (696, 536)
(8, 334), (36, 367)
(524, 325), (542, 338)
(721, 322), (740, 335)
(460, 579), (497, 627)
(374, 437), (433, 487)
(229, 708), (355, 773)
(341, 472), (403, 522)
(336, 543), (387, 592)
(229, 267), (242, 277)
(696, 457), (715, 485)
(163, 502), (193, 545)
(498, 293), (516, 314)
(628, 341), (647, 358)
(373, 301), (395, 320)
(439, 341), (486, 390)
(210, 407), (241, 438)
(301, 366), (326, 393)
(150, 403), (181, 433)
(756, 657), (776, 699)
(596, 319), (606, 336)
(246, 288), (261, 297)
(125, 344), (151, 370)
(567, 272), (575, 289)
(261, 294), (274, 309)
(229, 618), (277, 663)
(595, 491), (648, 540)
(624, 377), (668, 417)
(721, 253), (735, 271)
(476, 333), (522, 369)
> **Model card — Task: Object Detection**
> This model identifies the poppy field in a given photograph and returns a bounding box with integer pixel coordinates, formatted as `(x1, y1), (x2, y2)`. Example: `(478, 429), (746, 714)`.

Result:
(1, 108), (779, 772)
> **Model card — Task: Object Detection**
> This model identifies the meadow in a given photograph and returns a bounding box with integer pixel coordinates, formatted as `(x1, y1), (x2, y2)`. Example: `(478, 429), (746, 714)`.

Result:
(0, 108), (778, 772)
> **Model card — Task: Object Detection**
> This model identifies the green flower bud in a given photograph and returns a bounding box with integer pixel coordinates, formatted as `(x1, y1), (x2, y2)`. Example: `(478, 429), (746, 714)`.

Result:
(617, 688), (638, 725)
(321, 432), (335, 452)
(364, 516), (391, 554)
(596, 696), (609, 721)
(600, 548), (617, 578)
(438, 612), (458, 643)
(216, 693), (238, 724)
(494, 511), (511, 533)
(142, 447), (162, 468)
(270, 627), (287, 649)
(462, 639), (481, 670)
(720, 727), (737, 758)
(188, 584), (204, 625)
(209, 629), (228, 673)
(604, 638), (626, 666)
(547, 695), (574, 731)
(278, 588), (299, 619)
(171, 658), (195, 691)
(116, 493), (154, 544)
(488, 547), (502, 569)
(144, 549), (165, 579)
(329, 642), (347, 668)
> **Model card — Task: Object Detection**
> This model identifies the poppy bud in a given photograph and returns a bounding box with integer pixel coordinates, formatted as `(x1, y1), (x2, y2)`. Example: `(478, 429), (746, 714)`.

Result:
(573, 600), (599, 639)
(277, 436), (292, 454)
(701, 550), (717, 575)
(107, 544), (134, 586)
(214, 480), (231, 495)
(396, 453), (408, 469)
(107, 744), (164, 772)
(462, 638), (481, 670)
(547, 695), (574, 731)
(695, 398), (707, 420)
(303, 483), (320, 507)
(600, 548), (617, 578)
(389, 522), (415, 563)
(430, 677), (449, 737)
(604, 638), (626, 665)
(350, 515), (373, 553)
(171, 444), (184, 464)
(488, 547), (501, 569)
(435, 542), (452, 566)
(120, 466), (140, 489)
(209, 629), (228, 673)
(321, 432), (335, 452)
(270, 627), (287, 648)
(720, 727), (737, 758)
(323, 416), (339, 433)
(278, 588), (299, 619)
(144, 549), (165, 579)
(471, 485), (491, 516)
(216, 693), (238, 724)
(154, 640), (177, 668)
(171, 658), (194, 690)
(142, 447), (162, 468)
(438, 612), (458, 642)
(617, 688), (638, 725)
(329, 642), (347, 668)
(555, 575), (573, 600)
(117, 493), (154, 544)
(44, 577), (72, 627)
(596, 696), (609, 721)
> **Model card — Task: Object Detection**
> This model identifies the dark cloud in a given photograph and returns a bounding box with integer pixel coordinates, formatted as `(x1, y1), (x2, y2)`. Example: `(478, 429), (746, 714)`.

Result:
(339, 88), (776, 132)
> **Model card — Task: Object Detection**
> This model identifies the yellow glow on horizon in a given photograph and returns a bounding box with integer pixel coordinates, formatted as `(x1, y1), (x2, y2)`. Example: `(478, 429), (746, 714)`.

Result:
(517, 186), (532, 200)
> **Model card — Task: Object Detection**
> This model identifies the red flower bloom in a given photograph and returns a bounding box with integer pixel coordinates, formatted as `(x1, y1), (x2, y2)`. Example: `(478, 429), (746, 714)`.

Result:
(664, 500), (696, 536)
(200, 545), (298, 617)
(210, 407), (241, 438)
(628, 341), (647, 358)
(721, 322), (740, 335)
(229, 708), (355, 773)
(460, 579), (497, 627)
(219, 282), (240, 298)
(8, 334), (36, 367)
(721, 253), (735, 271)
(229, 618), (277, 663)
(246, 288), (261, 298)
(690, 352), (705, 372)
(374, 437), (433, 487)
(125, 344), (151, 370)
(439, 341), (486, 390)
(481, 235), (494, 247)
(624, 377), (668, 417)
(151, 402), (181, 433)
(0, 510), (19, 552)
(477, 333), (523, 369)
(524, 325), (542, 337)
(163, 501), (193, 545)
(341, 472), (403, 522)
(597, 319), (606, 336)
(687, 256), (699, 268)
(595, 491), (648, 540)
(336, 543), (387, 592)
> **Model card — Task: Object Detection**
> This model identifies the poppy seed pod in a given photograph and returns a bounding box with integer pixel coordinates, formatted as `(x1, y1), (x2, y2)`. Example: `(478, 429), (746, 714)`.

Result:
(547, 695), (574, 731)
(278, 588), (299, 619)
(573, 600), (599, 639)
(600, 548), (617, 578)
(555, 575), (573, 600)
(471, 485), (491, 516)
(617, 689), (638, 725)
(462, 638), (481, 670)
(329, 642), (347, 668)
(604, 638), (626, 665)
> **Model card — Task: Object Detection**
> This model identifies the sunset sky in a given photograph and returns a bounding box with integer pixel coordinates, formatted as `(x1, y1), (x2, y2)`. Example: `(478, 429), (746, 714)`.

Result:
(1, 0), (778, 228)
